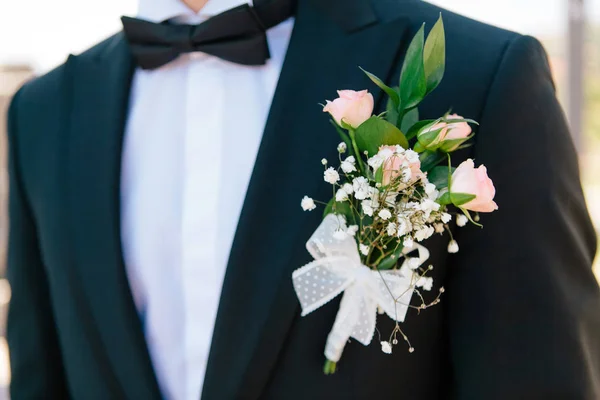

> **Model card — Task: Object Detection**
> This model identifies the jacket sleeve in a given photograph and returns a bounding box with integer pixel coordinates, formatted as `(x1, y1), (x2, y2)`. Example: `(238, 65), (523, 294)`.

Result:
(6, 87), (70, 399)
(447, 35), (600, 399)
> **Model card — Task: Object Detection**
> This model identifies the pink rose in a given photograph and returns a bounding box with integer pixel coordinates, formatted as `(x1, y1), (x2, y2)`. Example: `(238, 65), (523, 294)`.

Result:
(323, 90), (374, 128)
(378, 145), (423, 186)
(451, 159), (498, 212)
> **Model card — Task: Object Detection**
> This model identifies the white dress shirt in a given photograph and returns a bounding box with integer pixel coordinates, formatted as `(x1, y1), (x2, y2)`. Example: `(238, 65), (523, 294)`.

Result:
(120, 1), (294, 399)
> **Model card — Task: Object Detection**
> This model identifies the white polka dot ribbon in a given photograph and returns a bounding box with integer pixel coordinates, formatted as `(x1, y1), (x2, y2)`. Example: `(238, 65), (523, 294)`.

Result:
(292, 214), (430, 363)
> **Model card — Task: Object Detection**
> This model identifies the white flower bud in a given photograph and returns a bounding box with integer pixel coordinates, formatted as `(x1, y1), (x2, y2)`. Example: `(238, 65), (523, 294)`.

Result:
(447, 240), (459, 253)
(337, 142), (347, 153)
(441, 213), (452, 223)
(456, 214), (468, 227)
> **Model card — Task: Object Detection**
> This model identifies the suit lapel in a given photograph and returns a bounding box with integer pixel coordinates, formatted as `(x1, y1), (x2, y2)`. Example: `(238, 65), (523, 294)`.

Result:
(201, 1), (410, 398)
(66, 33), (162, 399)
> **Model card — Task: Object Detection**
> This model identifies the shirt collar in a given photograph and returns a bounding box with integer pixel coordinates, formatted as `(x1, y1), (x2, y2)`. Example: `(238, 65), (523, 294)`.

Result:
(137, 0), (253, 23)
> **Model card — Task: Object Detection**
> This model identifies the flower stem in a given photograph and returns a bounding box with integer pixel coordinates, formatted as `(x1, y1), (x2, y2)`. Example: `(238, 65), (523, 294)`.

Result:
(323, 359), (337, 375)
(348, 128), (366, 174)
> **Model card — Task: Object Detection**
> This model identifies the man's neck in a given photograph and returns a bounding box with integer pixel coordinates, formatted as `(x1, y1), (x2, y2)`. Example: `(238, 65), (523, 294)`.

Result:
(182, 0), (210, 13)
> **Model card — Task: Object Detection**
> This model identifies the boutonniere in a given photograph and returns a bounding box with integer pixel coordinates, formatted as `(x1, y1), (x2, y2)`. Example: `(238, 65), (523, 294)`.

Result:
(293, 15), (498, 374)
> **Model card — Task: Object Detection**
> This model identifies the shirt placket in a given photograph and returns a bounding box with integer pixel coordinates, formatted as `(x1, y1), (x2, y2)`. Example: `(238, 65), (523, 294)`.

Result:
(181, 55), (224, 400)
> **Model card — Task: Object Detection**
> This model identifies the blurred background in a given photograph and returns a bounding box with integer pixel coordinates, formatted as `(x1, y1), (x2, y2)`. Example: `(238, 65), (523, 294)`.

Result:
(0, 0), (599, 396)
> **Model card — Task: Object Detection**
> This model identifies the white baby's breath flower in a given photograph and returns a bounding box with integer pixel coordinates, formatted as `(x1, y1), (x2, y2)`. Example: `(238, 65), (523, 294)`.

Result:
(321, 158), (328, 165)
(367, 186), (379, 201)
(324, 167), (340, 184)
(301, 196), (316, 211)
(397, 217), (413, 236)
(353, 177), (370, 200)
(456, 214), (468, 227)
(359, 244), (370, 256)
(381, 341), (393, 354)
(337, 142), (347, 153)
(434, 223), (445, 233)
(347, 225), (359, 236)
(378, 209), (392, 220)
(419, 199), (441, 216)
(424, 182), (438, 198)
(447, 240), (459, 253)
(441, 213), (452, 224)
(404, 149), (419, 164)
(415, 225), (435, 242)
(403, 237), (414, 249)
(385, 191), (398, 206)
(341, 156), (357, 174)
(367, 154), (384, 170)
(416, 276), (433, 291)
(379, 146), (395, 159)
(402, 168), (412, 183)
(342, 182), (354, 195)
(406, 201), (420, 210)
(333, 228), (347, 240)
(387, 222), (397, 236)
(335, 188), (349, 202)
(361, 201), (374, 217)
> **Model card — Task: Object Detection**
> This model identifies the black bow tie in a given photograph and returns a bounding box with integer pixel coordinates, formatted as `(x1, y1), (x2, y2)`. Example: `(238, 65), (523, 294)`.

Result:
(121, 0), (296, 70)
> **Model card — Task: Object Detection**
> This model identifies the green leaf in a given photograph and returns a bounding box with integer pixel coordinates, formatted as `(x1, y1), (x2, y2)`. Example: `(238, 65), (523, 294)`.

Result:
(330, 120), (352, 151)
(417, 127), (444, 149)
(377, 243), (404, 270)
(399, 24), (427, 110)
(375, 165), (384, 183)
(428, 166), (455, 189)
(340, 120), (354, 131)
(400, 107), (419, 133)
(450, 192), (476, 206)
(437, 192), (452, 205)
(419, 150), (445, 172)
(354, 116), (409, 156)
(406, 119), (437, 140)
(424, 14), (446, 94)
(385, 96), (400, 126)
(441, 116), (478, 125)
(414, 141), (426, 153)
(360, 67), (400, 107)
(323, 198), (355, 223)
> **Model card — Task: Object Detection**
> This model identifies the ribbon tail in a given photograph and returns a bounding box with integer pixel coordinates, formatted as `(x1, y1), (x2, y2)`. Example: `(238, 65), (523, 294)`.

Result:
(324, 287), (363, 363)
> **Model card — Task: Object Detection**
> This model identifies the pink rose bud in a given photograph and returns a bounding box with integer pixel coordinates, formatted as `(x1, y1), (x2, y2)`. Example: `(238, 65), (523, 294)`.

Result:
(451, 159), (498, 213)
(323, 90), (374, 128)
(419, 114), (472, 151)
(443, 114), (472, 141)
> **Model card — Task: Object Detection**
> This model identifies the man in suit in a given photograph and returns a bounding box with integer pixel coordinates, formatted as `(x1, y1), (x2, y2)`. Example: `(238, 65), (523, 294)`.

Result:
(5, 0), (600, 398)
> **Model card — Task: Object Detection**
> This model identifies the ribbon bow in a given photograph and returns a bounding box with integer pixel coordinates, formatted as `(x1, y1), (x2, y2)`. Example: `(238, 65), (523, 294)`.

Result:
(292, 214), (430, 362)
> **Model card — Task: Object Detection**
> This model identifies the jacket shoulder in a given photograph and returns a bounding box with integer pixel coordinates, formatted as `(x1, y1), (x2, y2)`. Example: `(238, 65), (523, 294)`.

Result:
(15, 32), (123, 114)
